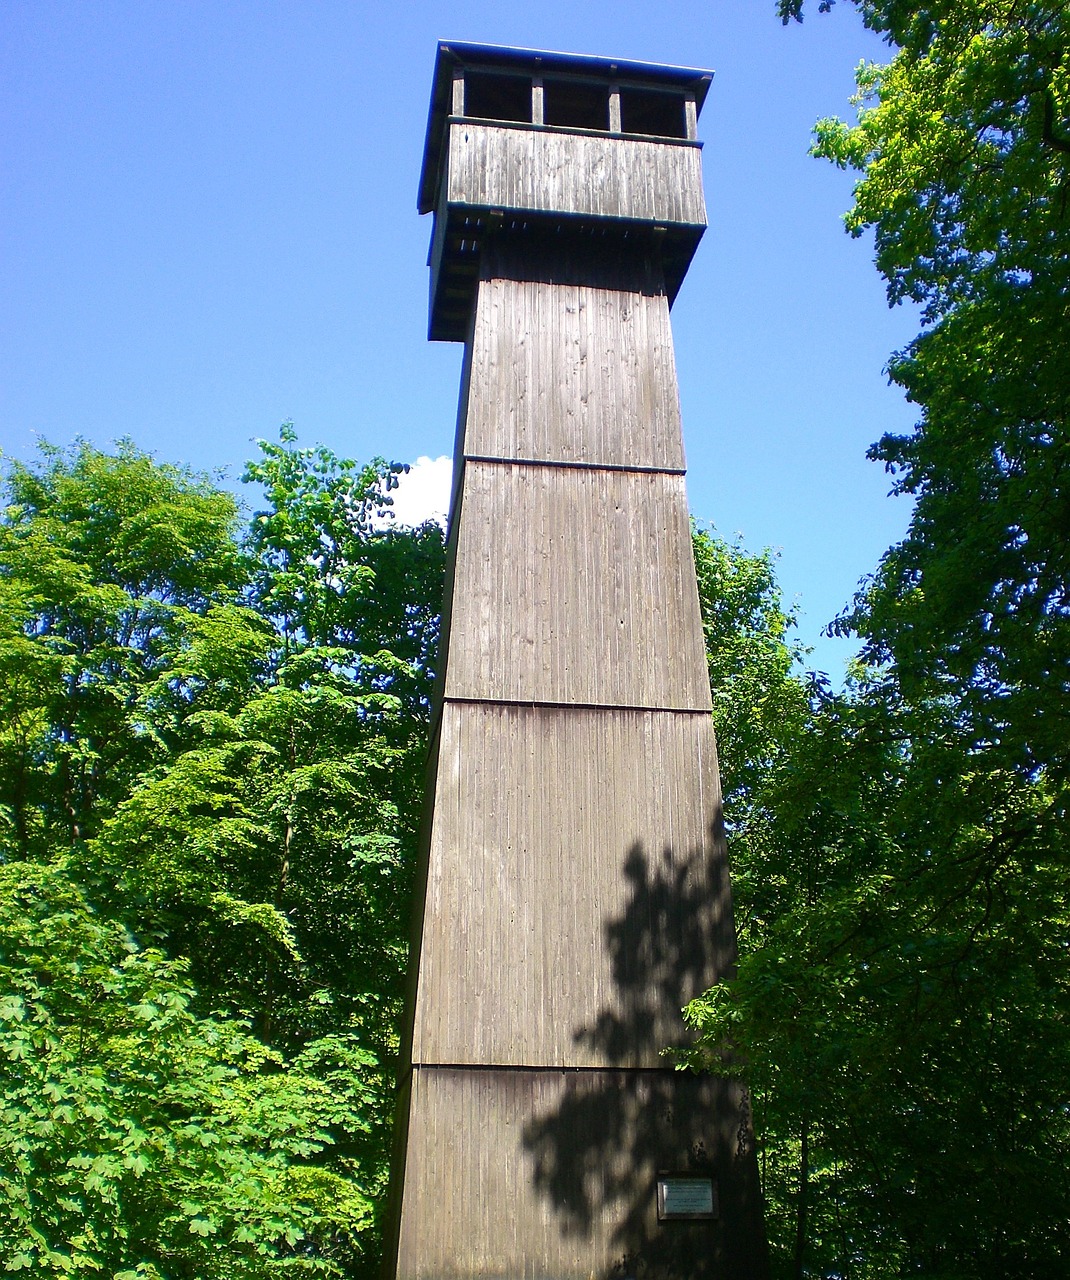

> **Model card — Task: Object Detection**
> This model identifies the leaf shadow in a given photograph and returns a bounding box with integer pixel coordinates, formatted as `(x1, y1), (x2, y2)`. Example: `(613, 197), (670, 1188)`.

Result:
(521, 830), (769, 1279)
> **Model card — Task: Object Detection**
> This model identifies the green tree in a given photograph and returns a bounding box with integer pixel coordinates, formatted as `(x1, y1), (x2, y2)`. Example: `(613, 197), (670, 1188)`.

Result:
(0, 440), (246, 860)
(692, 527), (808, 825)
(684, 670), (1070, 1278)
(0, 436), (446, 1276)
(235, 427), (445, 1055)
(0, 859), (371, 1278)
(785, 1), (1070, 779)
(83, 433), (445, 1269)
(681, 7), (1070, 1276)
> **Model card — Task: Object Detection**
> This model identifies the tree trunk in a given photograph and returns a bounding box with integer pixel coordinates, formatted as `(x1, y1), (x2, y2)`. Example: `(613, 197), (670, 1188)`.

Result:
(793, 1117), (809, 1280)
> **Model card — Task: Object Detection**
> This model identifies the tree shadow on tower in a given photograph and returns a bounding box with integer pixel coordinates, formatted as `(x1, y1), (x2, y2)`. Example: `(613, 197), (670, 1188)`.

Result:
(522, 832), (769, 1280)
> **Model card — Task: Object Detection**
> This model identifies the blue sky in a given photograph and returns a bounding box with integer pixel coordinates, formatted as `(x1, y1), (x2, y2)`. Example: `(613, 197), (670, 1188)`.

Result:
(2, 1), (920, 676)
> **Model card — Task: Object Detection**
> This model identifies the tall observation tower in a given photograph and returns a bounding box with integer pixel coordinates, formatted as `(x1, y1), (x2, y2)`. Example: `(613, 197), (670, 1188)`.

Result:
(384, 42), (768, 1280)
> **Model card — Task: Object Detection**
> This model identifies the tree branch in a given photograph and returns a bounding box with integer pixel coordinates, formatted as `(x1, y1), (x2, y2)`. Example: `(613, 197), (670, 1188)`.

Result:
(1043, 91), (1070, 155)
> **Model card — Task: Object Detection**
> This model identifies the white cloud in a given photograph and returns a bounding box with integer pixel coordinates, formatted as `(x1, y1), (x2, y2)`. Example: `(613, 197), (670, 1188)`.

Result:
(383, 455), (452, 528)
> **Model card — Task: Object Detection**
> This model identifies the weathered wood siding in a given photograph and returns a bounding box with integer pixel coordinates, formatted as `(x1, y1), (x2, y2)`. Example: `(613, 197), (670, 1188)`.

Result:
(411, 702), (733, 1068)
(395, 1067), (767, 1280)
(447, 121), (707, 227)
(464, 272), (685, 469)
(387, 67), (769, 1275)
(444, 462), (711, 710)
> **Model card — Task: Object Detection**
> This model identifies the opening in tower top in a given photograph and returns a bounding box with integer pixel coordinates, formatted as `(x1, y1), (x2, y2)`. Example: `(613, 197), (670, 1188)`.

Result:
(619, 87), (688, 138)
(543, 79), (610, 131)
(464, 71), (533, 124)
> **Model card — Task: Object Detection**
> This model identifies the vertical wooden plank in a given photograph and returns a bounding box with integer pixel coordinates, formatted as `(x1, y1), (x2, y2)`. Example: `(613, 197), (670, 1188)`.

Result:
(447, 123), (707, 226)
(395, 1068), (768, 1280)
(444, 463), (711, 710)
(464, 271), (687, 470)
(412, 703), (733, 1068)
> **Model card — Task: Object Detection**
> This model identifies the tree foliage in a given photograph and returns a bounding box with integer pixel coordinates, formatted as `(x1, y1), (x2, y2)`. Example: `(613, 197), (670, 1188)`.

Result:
(811, 0), (1070, 790)
(684, 668), (1070, 1277)
(693, 528), (809, 825)
(0, 435), (446, 1276)
(773, 1), (1070, 776)
(681, 6), (1070, 1277)
(0, 440), (246, 860)
(0, 860), (371, 1278)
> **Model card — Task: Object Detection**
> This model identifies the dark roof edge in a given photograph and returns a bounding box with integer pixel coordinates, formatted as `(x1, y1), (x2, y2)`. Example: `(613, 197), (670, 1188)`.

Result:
(418, 40), (715, 213)
(438, 40), (715, 96)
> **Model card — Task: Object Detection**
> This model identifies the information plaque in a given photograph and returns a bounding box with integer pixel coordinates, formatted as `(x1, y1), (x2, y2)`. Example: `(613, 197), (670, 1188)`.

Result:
(657, 1176), (717, 1221)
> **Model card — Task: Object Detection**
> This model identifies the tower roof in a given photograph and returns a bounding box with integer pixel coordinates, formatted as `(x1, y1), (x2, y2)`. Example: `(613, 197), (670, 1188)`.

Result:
(418, 40), (715, 214)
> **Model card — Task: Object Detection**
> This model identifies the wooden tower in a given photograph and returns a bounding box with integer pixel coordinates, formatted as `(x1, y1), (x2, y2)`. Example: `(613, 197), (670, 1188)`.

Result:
(385, 42), (768, 1280)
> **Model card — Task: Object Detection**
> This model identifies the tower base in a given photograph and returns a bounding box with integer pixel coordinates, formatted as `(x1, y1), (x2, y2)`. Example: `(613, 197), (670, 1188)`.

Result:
(392, 1066), (767, 1280)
